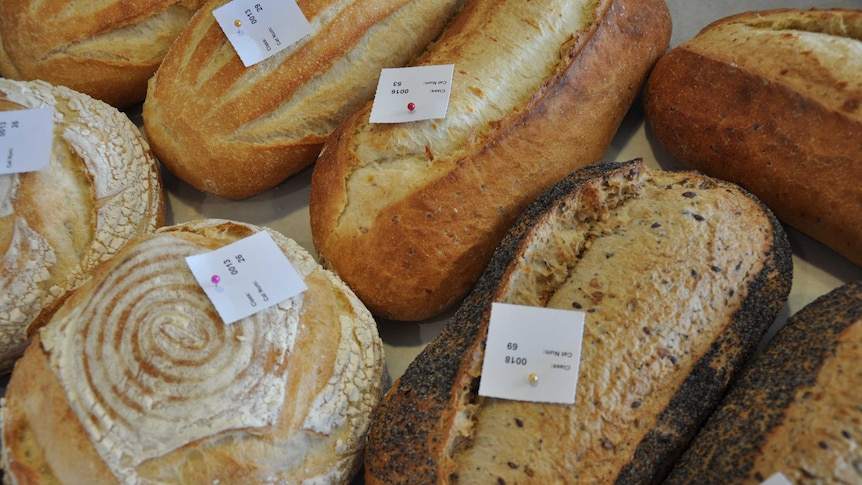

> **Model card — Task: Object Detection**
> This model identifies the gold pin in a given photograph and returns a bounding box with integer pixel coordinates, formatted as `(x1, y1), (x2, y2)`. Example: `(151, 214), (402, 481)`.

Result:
(234, 19), (243, 28)
(529, 373), (539, 386)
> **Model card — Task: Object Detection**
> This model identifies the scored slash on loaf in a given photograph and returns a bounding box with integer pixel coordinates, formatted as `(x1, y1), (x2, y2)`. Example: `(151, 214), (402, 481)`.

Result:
(143, 0), (464, 199)
(310, 0), (673, 322)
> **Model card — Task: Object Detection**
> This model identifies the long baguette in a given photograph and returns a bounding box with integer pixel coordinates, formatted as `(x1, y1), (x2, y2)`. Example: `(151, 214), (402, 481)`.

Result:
(309, 0), (672, 321)
(364, 160), (793, 484)
(143, 0), (463, 199)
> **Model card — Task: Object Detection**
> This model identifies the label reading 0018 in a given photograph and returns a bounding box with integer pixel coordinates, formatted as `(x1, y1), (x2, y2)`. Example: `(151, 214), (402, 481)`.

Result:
(478, 302), (585, 404)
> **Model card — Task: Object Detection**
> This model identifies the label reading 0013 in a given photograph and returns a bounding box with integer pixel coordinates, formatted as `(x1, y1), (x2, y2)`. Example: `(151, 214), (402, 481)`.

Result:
(0, 107), (54, 175)
(213, 0), (311, 67)
(185, 231), (308, 324)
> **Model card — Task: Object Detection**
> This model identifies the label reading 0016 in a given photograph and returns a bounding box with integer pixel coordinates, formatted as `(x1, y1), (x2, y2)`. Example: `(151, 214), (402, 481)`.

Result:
(370, 64), (455, 123)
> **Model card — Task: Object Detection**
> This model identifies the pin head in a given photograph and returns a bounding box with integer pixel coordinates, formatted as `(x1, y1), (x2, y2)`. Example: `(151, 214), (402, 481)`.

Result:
(211, 275), (221, 286)
(407, 102), (416, 112)
(234, 19), (242, 28)
(529, 373), (539, 386)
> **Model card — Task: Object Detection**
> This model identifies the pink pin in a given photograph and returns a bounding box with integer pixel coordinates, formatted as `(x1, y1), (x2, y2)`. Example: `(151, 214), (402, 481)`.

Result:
(407, 102), (416, 112)
(211, 275), (221, 286)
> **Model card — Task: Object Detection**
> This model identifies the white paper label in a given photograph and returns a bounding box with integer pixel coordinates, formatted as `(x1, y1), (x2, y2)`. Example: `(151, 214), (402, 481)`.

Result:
(369, 64), (455, 123)
(0, 107), (54, 174)
(213, 0), (312, 67)
(760, 473), (792, 485)
(186, 231), (308, 324)
(478, 302), (585, 404)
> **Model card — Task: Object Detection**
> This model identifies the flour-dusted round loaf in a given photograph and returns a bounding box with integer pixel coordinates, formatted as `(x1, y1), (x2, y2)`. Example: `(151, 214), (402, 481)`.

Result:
(0, 219), (386, 484)
(364, 160), (793, 484)
(143, 0), (463, 200)
(643, 8), (862, 268)
(309, 0), (672, 322)
(0, 79), (164, 373)
(0, 0), (206, 109)
(665, 280), (862, 484)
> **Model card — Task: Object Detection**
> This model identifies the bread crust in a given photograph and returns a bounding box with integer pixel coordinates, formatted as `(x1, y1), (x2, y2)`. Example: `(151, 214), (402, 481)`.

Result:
(363, 160), (793, 484)
(310, 0), (672, 321)
(0, 220), (385, 484)
(643, 8), (862, 268)
(0, 79), (165, 373)
(143, 0), (463, 199)
(664, 281), (862, 484)
(0, 0), (206, 109)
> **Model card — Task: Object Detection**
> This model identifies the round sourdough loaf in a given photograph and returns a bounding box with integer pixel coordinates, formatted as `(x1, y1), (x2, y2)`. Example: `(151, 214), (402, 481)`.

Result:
(665, 280), (862, 484)
(143, 0), (463, 199)
(0, 0), (206, 109)
(0, 79), (164, 373)
(364, 160), (793, 484)
(0, 219), (386, 484)
(643, 8), (862, 268)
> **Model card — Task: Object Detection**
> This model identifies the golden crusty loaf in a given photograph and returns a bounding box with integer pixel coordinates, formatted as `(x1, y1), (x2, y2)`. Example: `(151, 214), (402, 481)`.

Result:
(143, 0), (463, 200)
(643, 8), (862, 268)
(0, 79), (164, 373)
(310, 0), (672, 322)
(665, 280), (862, 484)
(364, 160), (793, 484)
(0, 219), (386, 484)
(0, 0), (206, 109)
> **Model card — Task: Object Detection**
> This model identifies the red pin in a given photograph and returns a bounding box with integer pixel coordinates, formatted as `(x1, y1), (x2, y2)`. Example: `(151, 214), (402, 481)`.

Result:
(407, 102), (416, 112)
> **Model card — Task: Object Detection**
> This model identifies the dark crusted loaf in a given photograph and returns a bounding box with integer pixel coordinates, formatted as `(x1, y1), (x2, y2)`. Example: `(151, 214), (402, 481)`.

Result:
(664, 280), (862, 484)
(364, 159), (793, 484)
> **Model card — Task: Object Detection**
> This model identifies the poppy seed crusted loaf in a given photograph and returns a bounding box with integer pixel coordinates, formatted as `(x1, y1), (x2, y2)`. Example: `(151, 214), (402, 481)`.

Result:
(364, 160), (793, 484)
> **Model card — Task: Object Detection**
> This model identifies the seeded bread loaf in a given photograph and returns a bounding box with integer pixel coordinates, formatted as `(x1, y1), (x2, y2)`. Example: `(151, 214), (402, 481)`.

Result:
(143, 0), (463, 199)
(665, 280), (862, 484)
(643, 8), (862, 268)
(0, 79), (165, 373)
(364, 160), (793, 484)
(0, 219), (385, 484)
(0, 0), (206, 109)
(309, 0), (672, 321)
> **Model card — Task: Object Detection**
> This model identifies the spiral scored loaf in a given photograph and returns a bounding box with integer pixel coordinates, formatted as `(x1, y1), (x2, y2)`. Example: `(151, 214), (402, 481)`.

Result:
(0, 219), (386, 484)
(364, 160), (793, 484)
(0, 0), (206, 109)
(643, 8), (862, 268)
(0, 79), (164, 373)
(309, 0), (672, 321)
(143, 0), (464, 199)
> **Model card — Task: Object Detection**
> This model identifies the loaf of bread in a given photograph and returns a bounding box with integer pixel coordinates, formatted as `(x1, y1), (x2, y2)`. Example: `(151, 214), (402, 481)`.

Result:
(0, 79), (164, 373)
(143, 0), (463, 200)
(643, 8), (862, 268)
(664, 280), (862, 484)
(309, 0), (672, 322)
(0, 0), (206, 109)
(0, 219), (386, 484)
(364, 160), (793, 484)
